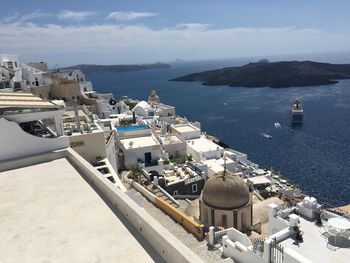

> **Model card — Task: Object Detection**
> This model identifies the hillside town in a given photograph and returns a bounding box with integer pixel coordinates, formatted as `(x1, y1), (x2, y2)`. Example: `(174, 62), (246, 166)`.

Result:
(1, 53), (350, 263)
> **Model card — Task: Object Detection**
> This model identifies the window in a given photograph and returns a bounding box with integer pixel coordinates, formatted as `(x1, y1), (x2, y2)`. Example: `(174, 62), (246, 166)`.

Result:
(173, 190), (178, 196)
(144, 152), (152, 165)
(222, 214), (227, 227)
(192, 183), (198, 193)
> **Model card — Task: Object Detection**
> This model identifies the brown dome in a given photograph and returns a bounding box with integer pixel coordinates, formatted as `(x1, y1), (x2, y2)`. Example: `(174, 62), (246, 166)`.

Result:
(202, 171), (250, 209)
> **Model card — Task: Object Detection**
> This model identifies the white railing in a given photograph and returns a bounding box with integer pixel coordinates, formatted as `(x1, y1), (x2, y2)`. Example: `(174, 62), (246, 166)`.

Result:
(214, 229), (229, 241)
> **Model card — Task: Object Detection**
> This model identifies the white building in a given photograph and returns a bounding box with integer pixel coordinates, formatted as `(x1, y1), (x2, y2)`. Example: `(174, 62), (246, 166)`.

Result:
(0, 54), (21, 73)
(202, 156), (239, 176)
(61, 108), (107, 164)
(171, 123), (201, 141)
(118, 135), (163, 172)
(186, 136), (224, 162)
(22, 63), (51, 87)
(214, 197), (350, 263)
(0, 54), (26, 91)
(60, 69), (86, 82)
(153, 102), (176, 123)
(133, 100), (155, 117)
(159, 134), (187, 159)
(225, 149), (248, 163)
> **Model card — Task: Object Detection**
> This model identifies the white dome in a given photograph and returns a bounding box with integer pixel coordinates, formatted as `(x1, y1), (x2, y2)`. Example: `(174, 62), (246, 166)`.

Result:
(134, 101), (151, 110)
(133, 101), (153, 117)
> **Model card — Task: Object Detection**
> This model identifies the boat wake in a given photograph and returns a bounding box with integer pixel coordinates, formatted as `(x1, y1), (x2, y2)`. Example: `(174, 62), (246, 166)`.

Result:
(260, 133), (273, 139)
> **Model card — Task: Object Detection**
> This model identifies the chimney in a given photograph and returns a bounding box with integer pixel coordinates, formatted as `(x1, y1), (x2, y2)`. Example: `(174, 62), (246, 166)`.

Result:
(132, 111), (136, 124)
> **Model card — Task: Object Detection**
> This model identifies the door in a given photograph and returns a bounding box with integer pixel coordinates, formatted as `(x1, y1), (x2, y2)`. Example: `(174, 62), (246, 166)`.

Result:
(145, 152), (152, 164)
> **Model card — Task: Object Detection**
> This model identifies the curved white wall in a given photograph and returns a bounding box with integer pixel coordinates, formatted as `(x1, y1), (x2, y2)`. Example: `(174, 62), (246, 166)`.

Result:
(0, 118), (69, 161)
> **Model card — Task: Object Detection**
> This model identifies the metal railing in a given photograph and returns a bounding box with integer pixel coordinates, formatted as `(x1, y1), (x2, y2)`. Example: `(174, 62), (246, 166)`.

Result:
(270, 239), (284, 263)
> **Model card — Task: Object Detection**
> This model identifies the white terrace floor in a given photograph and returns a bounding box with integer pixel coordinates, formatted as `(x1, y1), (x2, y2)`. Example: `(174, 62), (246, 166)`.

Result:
(280, 217), (350, 263)
(0, 158), (159, 262)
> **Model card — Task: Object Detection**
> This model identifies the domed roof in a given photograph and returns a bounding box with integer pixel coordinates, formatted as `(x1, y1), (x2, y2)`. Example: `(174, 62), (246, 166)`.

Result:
(202, 171), (250, 209)
(134, 101), (151, 110)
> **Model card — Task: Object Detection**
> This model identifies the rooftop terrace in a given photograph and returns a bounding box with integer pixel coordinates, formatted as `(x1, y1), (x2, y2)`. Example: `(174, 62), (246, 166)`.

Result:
(0, 158), (158, 262)
(280, 217), (350, 263)
(120, 135), (160, 149)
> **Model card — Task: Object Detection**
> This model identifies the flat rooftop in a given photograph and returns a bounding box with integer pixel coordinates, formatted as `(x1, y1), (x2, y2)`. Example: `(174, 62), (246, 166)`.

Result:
(202, 158), (233, 174)
(0, 158), (157, 262)
(160, 135), (183, 145)
(120, 135), (159, 149)
(187, 136), (223, 153)
(280, 217), (350, 263)
(173, 124), (199, 133)
(246, 175), (272, 185)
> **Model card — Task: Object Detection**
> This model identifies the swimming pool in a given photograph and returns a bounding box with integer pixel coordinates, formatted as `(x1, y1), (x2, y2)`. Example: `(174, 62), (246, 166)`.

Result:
(116, 125), (148, 132)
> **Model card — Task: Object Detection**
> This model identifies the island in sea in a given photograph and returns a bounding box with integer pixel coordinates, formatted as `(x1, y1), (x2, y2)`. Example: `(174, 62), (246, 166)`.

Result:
(171, 60), (350, 88)
(60, 62), (170, 74)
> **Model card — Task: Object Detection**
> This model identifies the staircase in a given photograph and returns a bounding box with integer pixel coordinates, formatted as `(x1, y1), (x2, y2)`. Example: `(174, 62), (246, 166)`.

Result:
(146, 183), (177, 207)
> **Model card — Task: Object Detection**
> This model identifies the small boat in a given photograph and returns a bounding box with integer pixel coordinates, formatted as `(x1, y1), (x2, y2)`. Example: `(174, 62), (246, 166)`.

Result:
(291, 98), (303, 124)
(274, 122), (281, 129)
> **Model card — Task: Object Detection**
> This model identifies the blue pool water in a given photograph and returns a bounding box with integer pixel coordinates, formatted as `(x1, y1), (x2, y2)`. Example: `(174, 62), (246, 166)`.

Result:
(88, 58), (350, 206)
(117, 125), (148, 132)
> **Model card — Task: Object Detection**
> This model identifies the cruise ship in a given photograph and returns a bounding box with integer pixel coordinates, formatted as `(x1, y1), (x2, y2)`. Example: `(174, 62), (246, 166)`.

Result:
(291, 98), (303, 124)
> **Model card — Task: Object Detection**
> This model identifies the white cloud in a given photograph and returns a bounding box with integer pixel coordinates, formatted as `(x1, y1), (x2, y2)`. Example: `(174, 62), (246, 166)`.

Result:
(107, 11), (158, 21)
(58, 10), (95, 21)
(2, 13), (20, 23)
(18, 10), (51, 23)
(175, 23), (210, 30)
(0, 21), (349, 66)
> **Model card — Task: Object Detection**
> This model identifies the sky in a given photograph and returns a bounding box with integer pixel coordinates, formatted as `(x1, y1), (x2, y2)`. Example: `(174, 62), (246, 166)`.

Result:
(1, 0), (350, 66)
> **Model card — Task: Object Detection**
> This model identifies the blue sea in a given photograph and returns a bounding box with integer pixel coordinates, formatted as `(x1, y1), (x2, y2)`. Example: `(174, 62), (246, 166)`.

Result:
(87, 57), (350, 207)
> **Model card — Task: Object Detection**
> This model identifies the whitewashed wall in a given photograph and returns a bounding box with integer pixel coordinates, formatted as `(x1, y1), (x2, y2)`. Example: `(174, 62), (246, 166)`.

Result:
(106, 132), (118, 172)
(0, 118), (68, 161)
